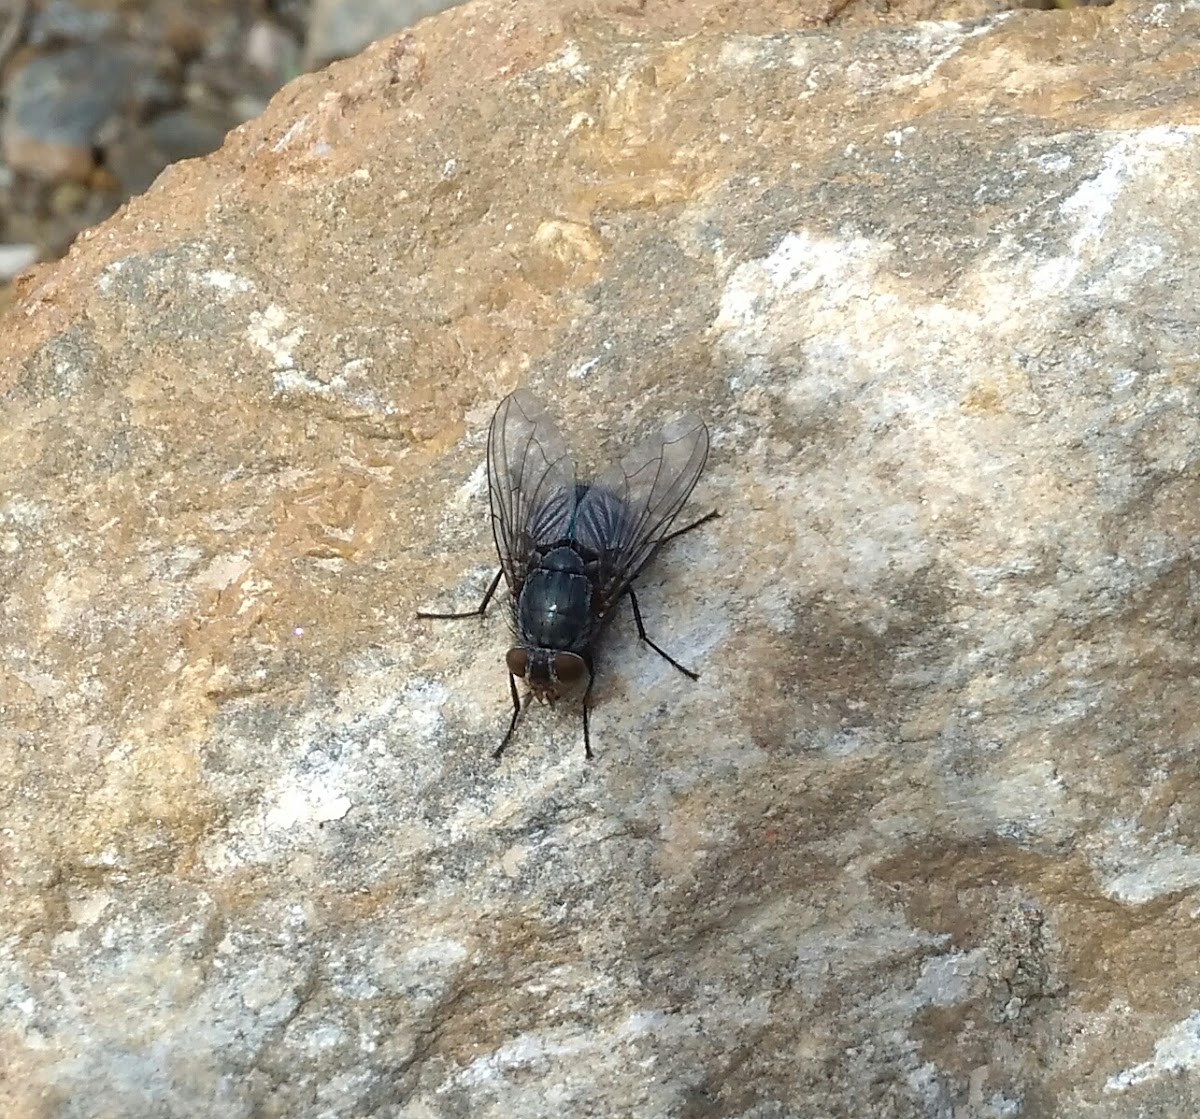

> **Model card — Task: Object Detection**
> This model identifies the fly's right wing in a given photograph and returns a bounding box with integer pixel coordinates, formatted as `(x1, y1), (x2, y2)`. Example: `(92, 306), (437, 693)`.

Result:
(573, 411), (709, 612)
(486, 390), (576, 594)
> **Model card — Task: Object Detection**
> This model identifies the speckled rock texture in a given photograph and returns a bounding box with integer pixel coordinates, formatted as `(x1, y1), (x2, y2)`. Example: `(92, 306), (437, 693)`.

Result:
(1, 1), (1197, 1116)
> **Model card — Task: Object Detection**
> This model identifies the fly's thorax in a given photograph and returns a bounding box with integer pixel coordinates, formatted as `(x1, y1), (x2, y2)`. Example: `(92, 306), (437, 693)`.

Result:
(516, 545), (600, 653)
(539, 545), (588, 574)
(506, 646), (589, 704)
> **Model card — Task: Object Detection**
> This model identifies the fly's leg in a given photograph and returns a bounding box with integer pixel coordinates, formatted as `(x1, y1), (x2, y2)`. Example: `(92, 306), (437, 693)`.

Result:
(422, 570), (525, 760)
(660, 509), (720, 547)
(493, 673), (530, 759)
(417, 567), (504, 620)
(622, 510), (715, 679)
(630, 510), (720, 584)
(581, 655), (595, 761)
(627, 587), (700, 681)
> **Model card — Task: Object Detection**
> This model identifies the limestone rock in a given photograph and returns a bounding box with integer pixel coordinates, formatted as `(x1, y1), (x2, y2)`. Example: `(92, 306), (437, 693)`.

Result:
(1, 2), (1197, 1116)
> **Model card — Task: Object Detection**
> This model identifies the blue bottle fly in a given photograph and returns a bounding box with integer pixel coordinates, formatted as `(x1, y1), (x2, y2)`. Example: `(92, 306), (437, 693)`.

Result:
(418, 390), (715, 759)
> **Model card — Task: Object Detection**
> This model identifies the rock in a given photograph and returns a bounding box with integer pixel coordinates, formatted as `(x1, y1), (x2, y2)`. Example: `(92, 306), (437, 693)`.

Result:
(1, 43), (177, 183)
(304, 0), (469, 68)
(97, 107), (233, 196)
(2, 1), (1199, 1116)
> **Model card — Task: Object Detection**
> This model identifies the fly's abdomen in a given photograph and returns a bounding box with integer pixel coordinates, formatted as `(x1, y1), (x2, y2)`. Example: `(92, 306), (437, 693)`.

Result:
(517, 547), (596, 652)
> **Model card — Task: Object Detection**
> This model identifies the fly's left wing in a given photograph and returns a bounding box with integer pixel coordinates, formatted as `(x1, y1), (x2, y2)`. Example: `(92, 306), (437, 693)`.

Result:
(572, 411), (708, 612)
(486, 390), (576, 594)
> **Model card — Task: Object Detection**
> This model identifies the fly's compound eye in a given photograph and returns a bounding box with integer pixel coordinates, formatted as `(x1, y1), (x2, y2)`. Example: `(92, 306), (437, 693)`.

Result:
(552, 653), (588, 686)
(506, 648), (529, 678)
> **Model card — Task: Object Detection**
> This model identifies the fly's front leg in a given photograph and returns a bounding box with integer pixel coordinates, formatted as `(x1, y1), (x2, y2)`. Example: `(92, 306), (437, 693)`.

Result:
(581, 656), (595, 761)
(417, 567), (504, 620)
(494, 672), (530, 759)
(627, 587), (700, 680)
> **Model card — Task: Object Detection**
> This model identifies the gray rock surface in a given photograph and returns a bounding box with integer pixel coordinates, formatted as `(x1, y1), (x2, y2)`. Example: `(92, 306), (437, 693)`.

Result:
(1, 2), (1198, 1117)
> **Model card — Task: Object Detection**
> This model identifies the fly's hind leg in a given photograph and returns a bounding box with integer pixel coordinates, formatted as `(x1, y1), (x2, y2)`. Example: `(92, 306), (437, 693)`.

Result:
(623, 507), (717, 676)
(627, 587), (700, 681)
(630, 510), (720, 586)
(660, 509), (720, 548)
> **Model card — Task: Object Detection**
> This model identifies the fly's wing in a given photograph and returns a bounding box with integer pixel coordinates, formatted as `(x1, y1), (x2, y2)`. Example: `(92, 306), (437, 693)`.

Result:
(487, 390), (576, 594)
(573, 412), (708, 611)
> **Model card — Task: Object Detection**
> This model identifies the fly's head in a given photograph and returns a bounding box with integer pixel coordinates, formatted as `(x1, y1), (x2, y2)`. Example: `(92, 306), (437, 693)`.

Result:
(506, 646), (589, 705)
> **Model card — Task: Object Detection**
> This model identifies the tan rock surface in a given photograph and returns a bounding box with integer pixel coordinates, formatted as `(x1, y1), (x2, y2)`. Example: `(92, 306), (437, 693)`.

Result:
(2, 1), (1198, 1116)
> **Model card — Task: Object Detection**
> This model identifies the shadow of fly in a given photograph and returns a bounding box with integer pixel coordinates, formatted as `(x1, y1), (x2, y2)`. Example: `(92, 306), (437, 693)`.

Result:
(417, 389), (716, 760)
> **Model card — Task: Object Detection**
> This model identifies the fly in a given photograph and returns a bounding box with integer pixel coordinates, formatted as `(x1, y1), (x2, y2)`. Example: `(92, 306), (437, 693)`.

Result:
(417, 389), (716, 759)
